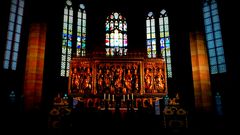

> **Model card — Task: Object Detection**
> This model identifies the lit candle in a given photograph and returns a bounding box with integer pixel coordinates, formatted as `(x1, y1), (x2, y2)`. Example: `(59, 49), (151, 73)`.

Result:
(104, 93), (106, 100)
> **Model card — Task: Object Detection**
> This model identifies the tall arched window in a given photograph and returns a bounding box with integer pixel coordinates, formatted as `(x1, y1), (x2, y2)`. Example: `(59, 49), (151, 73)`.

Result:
(203, 0), (226, 74)
(105, 12), (127, 56)
(145, 9), (172, 78)
(159, 9), (172, 78)
(146, 12), (157, 58)
(77, 4), (86, 57)
(3, 0), (25, 70)
(61, 0), (73, 77)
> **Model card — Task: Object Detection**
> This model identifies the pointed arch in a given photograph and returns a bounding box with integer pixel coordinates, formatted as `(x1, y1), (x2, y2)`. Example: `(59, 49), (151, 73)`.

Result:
(61, 0), (73, 77)
(146, 12), (157, 58)
(159, 9), (172, 78)
(76, 3), (86, 57)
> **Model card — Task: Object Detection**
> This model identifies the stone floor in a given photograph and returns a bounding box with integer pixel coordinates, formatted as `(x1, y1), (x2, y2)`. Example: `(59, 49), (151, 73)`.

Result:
(3, 109), (226, 135)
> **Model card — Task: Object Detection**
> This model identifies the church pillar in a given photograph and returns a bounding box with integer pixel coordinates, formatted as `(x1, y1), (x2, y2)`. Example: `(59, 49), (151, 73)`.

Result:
(190, 31), (212, 112)
(23, 23), (46, 111)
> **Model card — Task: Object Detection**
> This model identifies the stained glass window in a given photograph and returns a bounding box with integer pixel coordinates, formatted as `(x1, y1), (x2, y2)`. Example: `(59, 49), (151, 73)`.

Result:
(3, 0), (25, 70)
(105, 12), (127, 56)
(77, 4), (86, 57)
(203, 0), (226, 74)
(159, 9), (172, 78)
(146, 12), (156, 58)
(146, 10), (172, 78)
(61, 0), (73, 77)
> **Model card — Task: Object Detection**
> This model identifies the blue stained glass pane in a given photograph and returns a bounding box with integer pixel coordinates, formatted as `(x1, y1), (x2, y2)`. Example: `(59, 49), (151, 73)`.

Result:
(77, 36), (81, 41)
(204, 12), (210, 18)
(68, 34), (72, 40)
(11, 4), (17, 13)
(211, 65), (218, 74)
(216, 47), (224, 55)
(211, 3), (217, 10)
(203, 6), (210, 12)
(204, 17), (212, 25)
(218, 64), (226, 73)
(7, 31), (13, 40)
(16, 24), (21, 33)
(10, 13), (16, 22)
(14, 42), (19, 51)
(12, 0), (18, 4)
(15, 33), (20, 42)
(206, 33), (213, 41)
(211, 9), (218, 16)
(166, 38), (170, 44)
(5, 50), (11, 60)
(68, 41), (72, 47)
(4, 50), (10, 60)
(4, 60), (10, 69)
(217, 55), (225, 64)
(215, 39), (223, 47)
(209, 49), (216, 57)
(18, 7), (23, 16)
(160, 38), (165, 47)
(17, 15), (22, 24)
(166, 43), (170, 48)
(205, 25), (212, 33)
(214, 31), (221, 38)
(210, 57), (217, 65)
(7, 40), (12, 50)
(82, 43), (86, 48)
(207, 40), (214, 49)
(12, 52), (18, 61)
(12, 61), (17, 70)
(147, 40), (151, 45)
(212, 15), (219, 23)
(19, 0), (25, 8)
(213, 23), (220, 31)
(152, 39), (156, 44)
(8, 22), (14, 31)
(63, 33), (67, 39)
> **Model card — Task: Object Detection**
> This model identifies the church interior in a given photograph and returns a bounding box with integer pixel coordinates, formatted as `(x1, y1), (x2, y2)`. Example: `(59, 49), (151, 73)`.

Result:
(0, 0), (233, 133)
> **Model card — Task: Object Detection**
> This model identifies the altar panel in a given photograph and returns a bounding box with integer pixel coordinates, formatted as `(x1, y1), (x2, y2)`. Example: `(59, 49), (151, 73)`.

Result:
(68, 56), (167, 97)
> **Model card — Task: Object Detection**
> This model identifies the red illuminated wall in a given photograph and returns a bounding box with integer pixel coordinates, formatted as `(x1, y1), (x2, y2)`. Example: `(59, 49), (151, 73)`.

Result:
(23, 23), (46, 111)
(190, 32), (213, 112)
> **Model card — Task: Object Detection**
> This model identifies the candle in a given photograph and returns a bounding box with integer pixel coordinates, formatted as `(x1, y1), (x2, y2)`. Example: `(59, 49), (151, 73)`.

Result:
(104, 93), (106, 100)
(108, 94), (110, 100)
(131, 93), (133, 99)
(127, 94), (129, 100)
(123, 95), (125, 101)
(112, 94), (114, 101)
